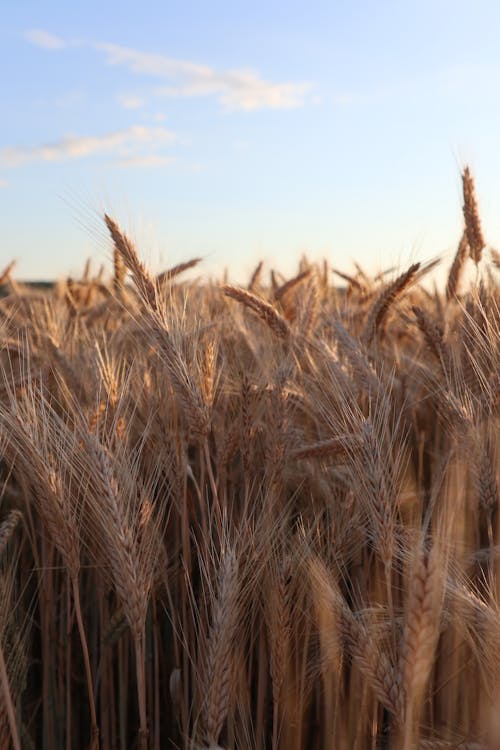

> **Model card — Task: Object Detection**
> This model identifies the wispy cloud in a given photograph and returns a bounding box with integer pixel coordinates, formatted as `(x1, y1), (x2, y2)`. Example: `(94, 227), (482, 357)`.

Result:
(0, 126), (176, 167)
(117, 94), (146, 110)
(115, 154), (175, 168)
(25, 30), (314, 111)
(24, 29), (67, 51)
(0, 178), (8, 188)
(98, 42), (313, 111)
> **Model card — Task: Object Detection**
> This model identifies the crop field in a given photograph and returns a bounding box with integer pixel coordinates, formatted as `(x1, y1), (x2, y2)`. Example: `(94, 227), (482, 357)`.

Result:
(0, 168), (498, 749)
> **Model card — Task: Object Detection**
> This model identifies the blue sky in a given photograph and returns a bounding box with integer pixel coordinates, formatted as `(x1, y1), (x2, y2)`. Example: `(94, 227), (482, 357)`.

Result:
(2, 1), (500, 281)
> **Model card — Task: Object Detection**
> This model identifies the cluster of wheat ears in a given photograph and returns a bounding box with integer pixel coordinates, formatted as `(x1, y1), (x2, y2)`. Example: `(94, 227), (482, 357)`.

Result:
(0, 167), (498, 750)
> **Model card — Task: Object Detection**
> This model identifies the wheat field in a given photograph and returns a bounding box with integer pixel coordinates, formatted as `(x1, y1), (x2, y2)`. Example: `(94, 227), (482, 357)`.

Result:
(0, 168), (498, 749)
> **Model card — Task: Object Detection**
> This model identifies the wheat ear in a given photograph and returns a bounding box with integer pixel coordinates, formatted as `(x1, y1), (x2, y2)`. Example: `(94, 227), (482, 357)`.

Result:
(104, 214), (157, 309)
(274, 269), (311, 301)
(202, 546), (239, 746)
(266, 555), (292, 750)
(401, 540), (444, 749)
(462, 166), (485, 264)
(362, 263), (420, 345)
(0, 261), (16, 287)
(223, 285), (290, 339)
(446, 233), (469, 300)
(248, 260), (264, 291)
(157, 257), (202, 283)
(412, 305), (450, 376)
(490, 247), (500, 269)
(113, 245), (126, 293)
(291, 434), (361, 460)
(0, 511), (22, 559)
(309, 556), (401, 716)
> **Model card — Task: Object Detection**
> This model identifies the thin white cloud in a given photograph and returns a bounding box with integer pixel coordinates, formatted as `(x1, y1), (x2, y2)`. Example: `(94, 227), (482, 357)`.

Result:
(156, 74), (311, 111)
(97, 43), (207, 81)
(118, 94), (146, 110)
(25, 30), (314, 111)
(115, 154), (175, 168)
(0, 126), (176, 167)
(24, 29), (67, 51)
(0, 178), (8, 188)
(98, 42), (313, 111)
